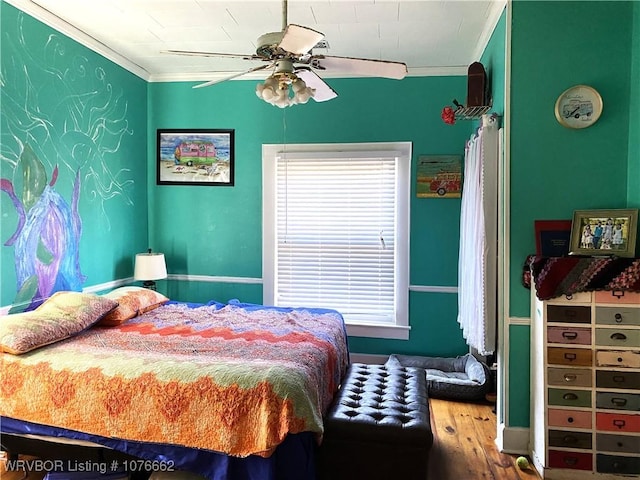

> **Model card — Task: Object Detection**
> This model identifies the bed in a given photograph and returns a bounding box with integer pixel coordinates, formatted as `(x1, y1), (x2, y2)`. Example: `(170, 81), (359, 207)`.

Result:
(0, 290), (350, 480)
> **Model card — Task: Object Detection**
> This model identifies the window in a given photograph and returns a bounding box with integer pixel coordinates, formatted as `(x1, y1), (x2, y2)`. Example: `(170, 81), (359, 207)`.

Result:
(263, 142), (411, 340)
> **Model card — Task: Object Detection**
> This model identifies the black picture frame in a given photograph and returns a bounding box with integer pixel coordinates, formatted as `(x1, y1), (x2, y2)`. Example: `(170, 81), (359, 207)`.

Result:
(157, 129), (235, 186)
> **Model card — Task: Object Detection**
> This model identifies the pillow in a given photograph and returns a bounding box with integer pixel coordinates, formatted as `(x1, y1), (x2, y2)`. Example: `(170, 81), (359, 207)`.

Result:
(0, 291), (118, 354)
(98, 286), (169, 326)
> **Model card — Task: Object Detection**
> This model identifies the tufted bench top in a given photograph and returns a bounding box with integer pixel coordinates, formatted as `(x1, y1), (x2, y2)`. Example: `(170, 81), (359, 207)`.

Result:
(324, 362), (433, 446)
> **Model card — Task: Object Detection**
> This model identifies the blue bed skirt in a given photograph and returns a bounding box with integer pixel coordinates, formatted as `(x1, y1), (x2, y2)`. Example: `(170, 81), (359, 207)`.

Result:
(1, 417), (317, 480)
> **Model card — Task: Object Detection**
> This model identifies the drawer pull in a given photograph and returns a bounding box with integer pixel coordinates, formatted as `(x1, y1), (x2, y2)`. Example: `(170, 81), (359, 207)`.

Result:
(567, 416), (574, 423)
(565, 310), (577, 318)
(613, 375), (625, 383)
(562, 331), (578, 340)
(563, 457), (578, 466)
(564, 353), (577, 361)
(611, 397), (627, 407)
(614, 313), (623, 323)
(617, 357), (624, 363)
(612, 290), (625, 299)
(563, 393), (578, 401)
(613, 419), (626, 429)
(610, 332), (627, 341)
(563, 374), (577, 382)
(563, 435), (577, 444)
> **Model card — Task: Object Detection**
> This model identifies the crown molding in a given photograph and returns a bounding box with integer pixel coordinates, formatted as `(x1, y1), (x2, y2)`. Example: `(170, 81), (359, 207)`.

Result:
(471, 0), (507, 64)
(5, 0), (151, 81)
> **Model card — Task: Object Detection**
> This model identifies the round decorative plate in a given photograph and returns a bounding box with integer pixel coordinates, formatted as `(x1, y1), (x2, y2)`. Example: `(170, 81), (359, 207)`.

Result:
(554, 85), (603, 129)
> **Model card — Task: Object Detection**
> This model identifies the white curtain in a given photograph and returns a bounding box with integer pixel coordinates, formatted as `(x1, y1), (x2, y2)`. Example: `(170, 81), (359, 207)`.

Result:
(457, 115), (498, 356)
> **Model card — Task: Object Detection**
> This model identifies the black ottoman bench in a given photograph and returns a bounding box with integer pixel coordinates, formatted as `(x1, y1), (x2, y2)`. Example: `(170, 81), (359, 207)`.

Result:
(317, 363), (433, 480)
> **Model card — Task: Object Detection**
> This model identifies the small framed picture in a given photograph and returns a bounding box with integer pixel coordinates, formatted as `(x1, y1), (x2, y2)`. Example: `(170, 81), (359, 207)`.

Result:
(415, 155), (462, 198)
(534, 220), (572, 257)
(569, 209), (638, 258)
(157, 129), (234, 186)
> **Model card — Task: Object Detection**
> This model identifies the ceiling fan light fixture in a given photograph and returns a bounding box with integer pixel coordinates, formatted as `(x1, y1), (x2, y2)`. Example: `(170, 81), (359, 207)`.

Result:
(255, 74), (315, 108)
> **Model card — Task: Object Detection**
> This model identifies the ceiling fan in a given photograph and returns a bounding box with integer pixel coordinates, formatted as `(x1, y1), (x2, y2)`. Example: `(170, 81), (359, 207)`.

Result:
(163, 0), (408, 107)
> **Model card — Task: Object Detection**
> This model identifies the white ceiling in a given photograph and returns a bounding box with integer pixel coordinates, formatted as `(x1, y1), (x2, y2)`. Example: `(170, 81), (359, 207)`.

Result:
(7, 0), (506, 83)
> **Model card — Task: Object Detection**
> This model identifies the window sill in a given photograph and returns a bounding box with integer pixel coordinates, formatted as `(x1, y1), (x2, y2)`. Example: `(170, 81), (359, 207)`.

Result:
(345, 322), (410, 340)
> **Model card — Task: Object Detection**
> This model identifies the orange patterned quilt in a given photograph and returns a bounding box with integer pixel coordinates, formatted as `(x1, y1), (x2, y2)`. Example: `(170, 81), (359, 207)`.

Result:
(0, 301), (349, 457)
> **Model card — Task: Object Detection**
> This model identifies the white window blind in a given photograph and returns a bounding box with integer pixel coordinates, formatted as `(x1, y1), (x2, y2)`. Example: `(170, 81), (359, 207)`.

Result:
(274, 151), (398, 324)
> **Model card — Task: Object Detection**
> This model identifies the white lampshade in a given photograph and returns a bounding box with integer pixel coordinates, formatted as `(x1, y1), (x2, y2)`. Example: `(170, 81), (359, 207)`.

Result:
(134, 251), (167, 281)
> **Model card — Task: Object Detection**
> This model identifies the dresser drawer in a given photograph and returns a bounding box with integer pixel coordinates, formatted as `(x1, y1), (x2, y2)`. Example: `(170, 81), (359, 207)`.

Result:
(549, 291), (593, 304)
(596, 454), (640, 475)
(548, 429), (592, 449)
(595, 327), (640, 346)
(548, 408), (592, 429)
(595, 306), (640, 326)
(548, 367), (592, 387)
(548, 450), (593, 471)
(596, 433), (640, 454)
(596, 350), (640, 368)
(595, 290), (640, 305)
(548, 388), (591, 408)
(547, 305), (591, 324)
(548, 347), (592, 366)
(596, 370), (640, 389)
(596, 412), (640, 433)
(548, 326), (591, 345)
(596, 391), (640, 411)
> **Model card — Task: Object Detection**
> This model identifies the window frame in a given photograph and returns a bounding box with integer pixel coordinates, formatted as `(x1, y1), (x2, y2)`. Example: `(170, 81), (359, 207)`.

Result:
(262, 142), (411, 340)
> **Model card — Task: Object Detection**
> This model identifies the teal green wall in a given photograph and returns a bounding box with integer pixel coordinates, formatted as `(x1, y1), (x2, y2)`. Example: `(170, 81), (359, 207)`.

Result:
(630, 1), (640, 208)
(148, 76), (472, 357)
(481, 10), (506, 118)
(508, 324), (530, 426)
(0, 3), (148, 305)
(507, 1), (637, 428)
(480, 8), (507, 425)
(510, 0), (634, 318)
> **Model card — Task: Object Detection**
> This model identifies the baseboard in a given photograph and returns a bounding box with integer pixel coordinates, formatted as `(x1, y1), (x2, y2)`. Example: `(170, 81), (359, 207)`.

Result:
(495, 423), (529, 454)
(349, 353), (389, 364)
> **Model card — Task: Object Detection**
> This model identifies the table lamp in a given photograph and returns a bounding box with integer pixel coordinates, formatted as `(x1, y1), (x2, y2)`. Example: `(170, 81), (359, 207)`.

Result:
(134, 248), (167, 290)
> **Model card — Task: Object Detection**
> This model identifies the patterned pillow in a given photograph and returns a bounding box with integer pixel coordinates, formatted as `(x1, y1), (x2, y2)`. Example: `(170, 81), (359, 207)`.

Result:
(98, 286), (169, 326)
(0, 291), (118, 354)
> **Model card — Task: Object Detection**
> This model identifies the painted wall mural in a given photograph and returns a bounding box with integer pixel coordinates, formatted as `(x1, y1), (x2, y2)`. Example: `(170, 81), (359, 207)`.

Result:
(1, 146), (83, 311)
(1, 10), (134, 311)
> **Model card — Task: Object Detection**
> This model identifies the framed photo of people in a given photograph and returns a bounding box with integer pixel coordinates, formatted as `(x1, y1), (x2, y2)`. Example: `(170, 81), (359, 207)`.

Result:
(569, 209), (638, 258)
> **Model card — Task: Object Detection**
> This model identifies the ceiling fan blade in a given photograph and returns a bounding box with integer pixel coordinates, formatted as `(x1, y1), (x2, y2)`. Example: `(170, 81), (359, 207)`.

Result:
(312, 55), (407, 80)
(193, 64), (273, 89)
(295, 69), (338, 102)
(278, 24), (324, 56)
(163, 50), (261, 61)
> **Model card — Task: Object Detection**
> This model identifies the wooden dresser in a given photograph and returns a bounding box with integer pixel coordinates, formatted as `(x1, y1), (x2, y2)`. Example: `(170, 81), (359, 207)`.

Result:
(531, 288), (640, 479)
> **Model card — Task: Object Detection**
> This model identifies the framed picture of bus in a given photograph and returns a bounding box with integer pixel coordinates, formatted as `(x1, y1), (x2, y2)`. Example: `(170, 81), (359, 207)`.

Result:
(157, 129), (235, 186)
(416, 154), (462, 198)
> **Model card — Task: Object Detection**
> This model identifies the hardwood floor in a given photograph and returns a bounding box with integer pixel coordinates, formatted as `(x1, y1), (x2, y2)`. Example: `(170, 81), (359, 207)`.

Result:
(1, 399), (539, 480)
(428, 398), (540, 480)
